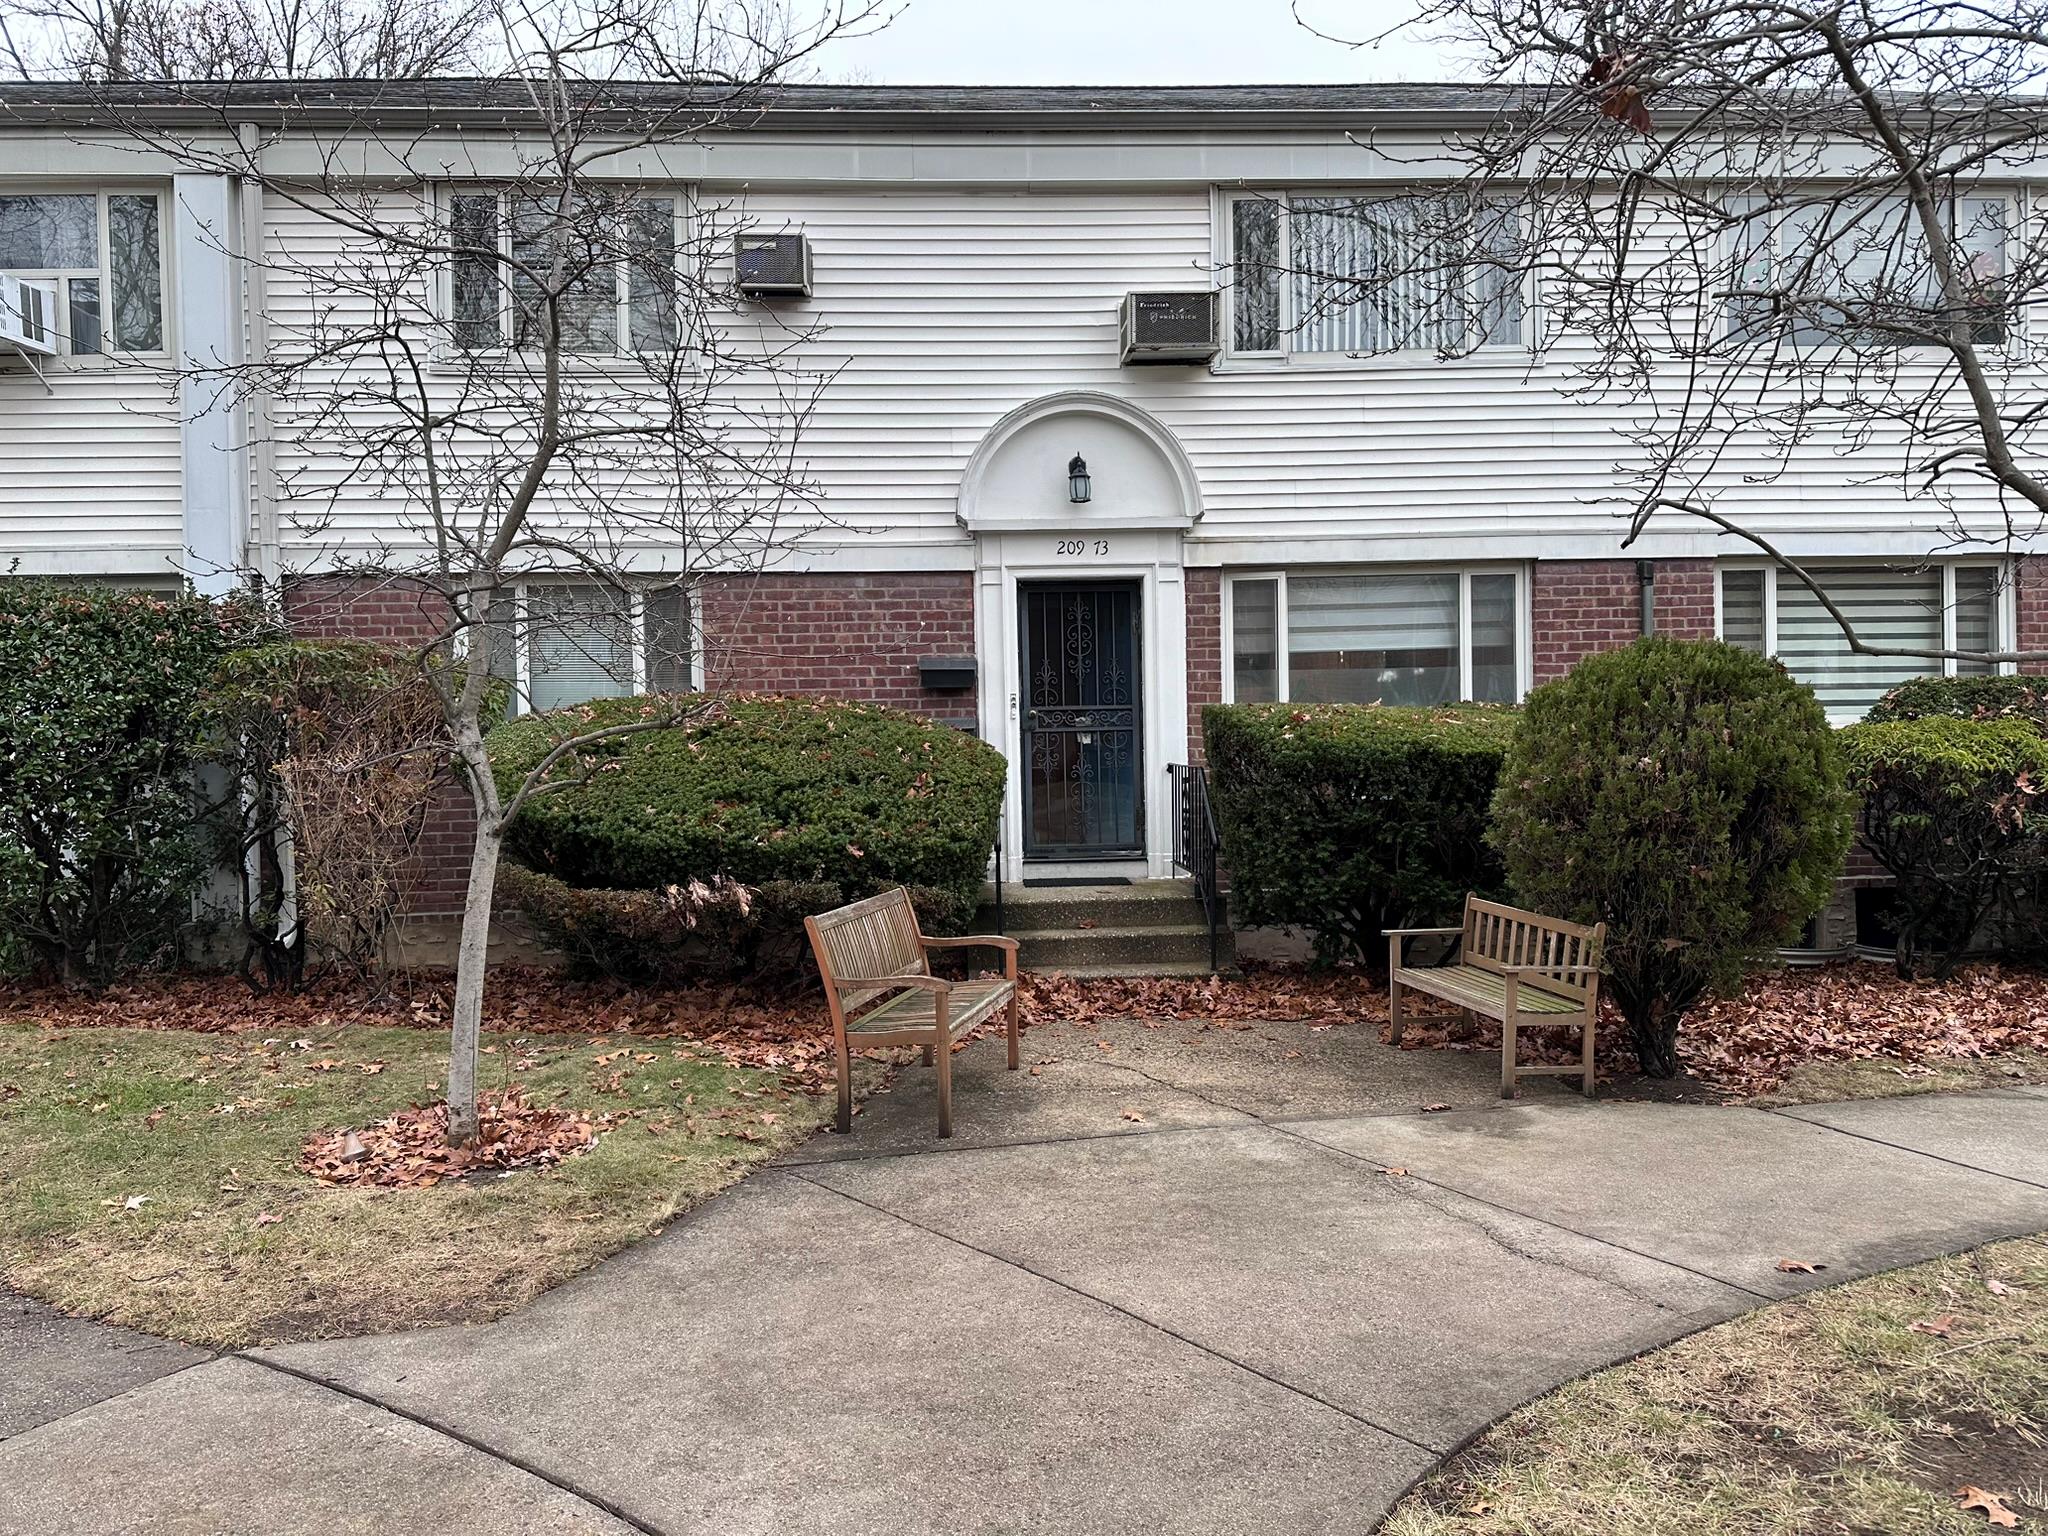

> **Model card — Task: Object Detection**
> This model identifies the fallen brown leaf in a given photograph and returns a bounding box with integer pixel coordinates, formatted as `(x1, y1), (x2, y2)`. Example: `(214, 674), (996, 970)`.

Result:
(1957, 1486), (2020, 1528)
(1775, 1259), (1828, 1274)
(1910, 1314), (1958, 1339)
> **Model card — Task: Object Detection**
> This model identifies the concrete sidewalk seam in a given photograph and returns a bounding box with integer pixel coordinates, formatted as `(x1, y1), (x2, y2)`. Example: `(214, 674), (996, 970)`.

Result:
(0, 1354), (216, 1446)
(775, 1115), (1252, 1168)
(784, 1165), (1449, 1457)
(1263, 1119), (1777, 1303)
(242, 1352), (670, 1536)
(1764, 1103), (2048, 1192)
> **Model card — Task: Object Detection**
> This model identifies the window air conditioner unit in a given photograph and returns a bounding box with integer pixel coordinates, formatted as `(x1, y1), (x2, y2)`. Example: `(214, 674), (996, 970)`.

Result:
(1119, 290), (1220, 365)
(734, 232), (813, 298)
(0, 275), (58, 358)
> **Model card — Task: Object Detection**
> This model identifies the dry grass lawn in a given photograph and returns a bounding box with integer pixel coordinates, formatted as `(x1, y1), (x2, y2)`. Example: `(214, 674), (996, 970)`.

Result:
(1385, 1237), (2048, 1536)
(1752, 1049), (2048, 1106)
(0, 1022), (829, 1348)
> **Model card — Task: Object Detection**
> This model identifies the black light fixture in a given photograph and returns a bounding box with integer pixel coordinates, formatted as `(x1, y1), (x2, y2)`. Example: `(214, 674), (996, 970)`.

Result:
(1067, 453), (1091, 504)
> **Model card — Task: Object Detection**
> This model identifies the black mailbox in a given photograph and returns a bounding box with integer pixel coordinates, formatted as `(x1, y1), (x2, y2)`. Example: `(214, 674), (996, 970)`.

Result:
(919, 656), (977, 692)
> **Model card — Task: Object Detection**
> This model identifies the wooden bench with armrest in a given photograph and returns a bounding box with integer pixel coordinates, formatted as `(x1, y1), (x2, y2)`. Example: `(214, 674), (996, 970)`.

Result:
(1385, 895), (1606, 1098)
(805, 887), (1019, 1138)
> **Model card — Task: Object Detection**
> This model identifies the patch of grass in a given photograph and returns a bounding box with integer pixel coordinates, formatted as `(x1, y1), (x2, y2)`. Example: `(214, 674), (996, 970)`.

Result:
(1384, 1237), (2048, 1536)
(1753, 1049), (2048, 1107)
(0, 1023), (829, 1348)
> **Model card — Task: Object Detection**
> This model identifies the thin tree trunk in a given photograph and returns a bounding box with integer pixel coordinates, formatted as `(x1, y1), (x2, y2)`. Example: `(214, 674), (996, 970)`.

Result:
(446, 809), (502, 1146)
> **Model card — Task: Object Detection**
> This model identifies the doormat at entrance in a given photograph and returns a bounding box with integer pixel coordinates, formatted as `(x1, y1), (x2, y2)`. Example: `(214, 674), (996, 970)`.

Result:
(1021, 877), (1134, 888)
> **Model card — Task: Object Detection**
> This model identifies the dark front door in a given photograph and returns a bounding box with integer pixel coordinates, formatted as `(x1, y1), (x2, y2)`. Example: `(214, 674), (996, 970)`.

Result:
(1021, 582), (1143, 857)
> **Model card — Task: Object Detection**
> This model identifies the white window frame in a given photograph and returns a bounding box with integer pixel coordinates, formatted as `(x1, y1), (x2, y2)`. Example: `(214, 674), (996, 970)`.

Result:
(1221, 565), (1531, 705)
(438, 185), (691, 361)
(1215, 188), (1535, 369)
(1713, 558), (2015, 720)
(0, 184), (170, 360)
(492, 578), (698, 716)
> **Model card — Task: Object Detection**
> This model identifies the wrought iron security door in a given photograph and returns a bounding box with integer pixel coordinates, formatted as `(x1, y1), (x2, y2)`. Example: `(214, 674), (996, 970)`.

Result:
(1021, 583), (1143, 857)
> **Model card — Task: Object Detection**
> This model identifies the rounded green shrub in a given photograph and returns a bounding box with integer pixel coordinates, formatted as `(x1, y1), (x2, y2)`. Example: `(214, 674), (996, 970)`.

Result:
(487, 694), (1005, 979)
(1203, 702), (1518, 967)
(1489, 639), (1853, 1078)
(1840, 715), (2048, 979)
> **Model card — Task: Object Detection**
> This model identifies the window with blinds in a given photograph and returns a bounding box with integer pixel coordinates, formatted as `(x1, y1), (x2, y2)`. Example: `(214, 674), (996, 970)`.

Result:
(1226, 569), (1522, 706)
(1718, 563), (2002, 717)
(1228, 192), (1525, 360)
(486, 581), (692, 713)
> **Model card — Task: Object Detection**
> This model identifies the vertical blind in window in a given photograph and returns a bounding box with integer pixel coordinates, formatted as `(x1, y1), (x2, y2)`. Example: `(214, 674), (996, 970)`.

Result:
(1230, 578), (1280, 702)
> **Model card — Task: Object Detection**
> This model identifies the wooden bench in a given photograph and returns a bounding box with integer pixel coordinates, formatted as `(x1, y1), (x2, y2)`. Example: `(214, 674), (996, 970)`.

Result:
(1385, 896), (1606, 1098)
(805, 887), (1019, 1138)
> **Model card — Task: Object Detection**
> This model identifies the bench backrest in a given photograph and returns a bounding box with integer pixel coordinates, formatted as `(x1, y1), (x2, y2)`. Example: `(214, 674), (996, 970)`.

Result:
(806, 887), (927, 1011)
(1463, 896), (1605, 1002)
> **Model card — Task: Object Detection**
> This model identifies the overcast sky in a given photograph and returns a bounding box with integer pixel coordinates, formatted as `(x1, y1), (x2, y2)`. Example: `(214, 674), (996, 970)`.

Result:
(809, 0), (1478, 85)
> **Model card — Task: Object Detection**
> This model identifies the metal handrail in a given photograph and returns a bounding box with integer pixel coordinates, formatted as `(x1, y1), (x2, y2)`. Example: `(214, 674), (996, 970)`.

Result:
(1168, 762), (1223, 973)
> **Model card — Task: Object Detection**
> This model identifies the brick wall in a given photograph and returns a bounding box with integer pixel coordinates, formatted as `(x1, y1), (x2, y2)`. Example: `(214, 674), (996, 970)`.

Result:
(284, 574), (453, 644)
(1185, 568), (1221, 765)
(697, 572), (978, 725)
(1530, 558), (1714, 683)
(2018, 555), (2048, 675)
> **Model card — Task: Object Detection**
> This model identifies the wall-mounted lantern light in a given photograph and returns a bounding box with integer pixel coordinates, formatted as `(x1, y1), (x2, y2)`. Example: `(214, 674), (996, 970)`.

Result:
(1068, 453), (1091, 504)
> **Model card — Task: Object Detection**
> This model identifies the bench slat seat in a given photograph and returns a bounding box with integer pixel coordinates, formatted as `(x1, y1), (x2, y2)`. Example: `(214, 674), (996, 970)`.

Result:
(1387, 896), (1606, 1099)
(806, 887), (1019, 1139)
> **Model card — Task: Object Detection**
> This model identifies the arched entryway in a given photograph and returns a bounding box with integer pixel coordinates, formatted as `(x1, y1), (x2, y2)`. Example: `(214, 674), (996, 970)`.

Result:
(957, 391), (1203, 880)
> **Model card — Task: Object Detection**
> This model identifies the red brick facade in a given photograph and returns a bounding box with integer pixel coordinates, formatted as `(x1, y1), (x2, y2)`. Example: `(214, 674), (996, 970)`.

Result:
(1530, 558), (1715, 683)
(1185, 568), (1222, 765)
(2017, 555), (2048, 675)
(696, 572), (977, 723)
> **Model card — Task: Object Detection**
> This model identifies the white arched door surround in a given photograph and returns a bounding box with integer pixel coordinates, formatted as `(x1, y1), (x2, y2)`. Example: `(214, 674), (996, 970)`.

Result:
(959, 391), (1201, 880)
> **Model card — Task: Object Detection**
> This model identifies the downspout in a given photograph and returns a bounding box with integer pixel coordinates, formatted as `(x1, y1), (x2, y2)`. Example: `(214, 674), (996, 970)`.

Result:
(1636, 560), (1656, 638)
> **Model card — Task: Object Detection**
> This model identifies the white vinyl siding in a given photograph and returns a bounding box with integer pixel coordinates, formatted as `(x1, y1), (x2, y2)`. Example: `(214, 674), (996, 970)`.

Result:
(1717, 562), (2005, 718)
(1224, 567), (1524, 706)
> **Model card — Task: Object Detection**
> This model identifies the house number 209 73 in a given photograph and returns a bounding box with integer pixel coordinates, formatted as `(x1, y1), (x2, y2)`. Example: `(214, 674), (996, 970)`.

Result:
(1056, 538), (1111, 558)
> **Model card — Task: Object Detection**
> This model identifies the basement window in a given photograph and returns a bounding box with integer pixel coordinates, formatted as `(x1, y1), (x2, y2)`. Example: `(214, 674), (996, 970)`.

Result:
(482, 581), (693, 713)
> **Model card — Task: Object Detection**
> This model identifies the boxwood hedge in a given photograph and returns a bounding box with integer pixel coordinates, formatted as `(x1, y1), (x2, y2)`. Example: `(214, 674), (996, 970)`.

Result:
(487, 694), (1005, 977)
(1202, 702), (1518, 967)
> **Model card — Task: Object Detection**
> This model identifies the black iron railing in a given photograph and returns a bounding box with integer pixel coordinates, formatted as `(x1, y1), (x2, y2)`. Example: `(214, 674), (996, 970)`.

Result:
(1168, 762), (1223, 973)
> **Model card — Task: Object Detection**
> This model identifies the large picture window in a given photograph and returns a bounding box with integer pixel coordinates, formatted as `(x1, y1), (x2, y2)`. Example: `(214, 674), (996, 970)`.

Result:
(0, 189), (163, 355)
(485, 581), (693, 714)
(1225, 569), (1522, 706)
(448, 189), (681, 355)
(1226, 191), (1526, 360)
(1718, 562), (2004, 718)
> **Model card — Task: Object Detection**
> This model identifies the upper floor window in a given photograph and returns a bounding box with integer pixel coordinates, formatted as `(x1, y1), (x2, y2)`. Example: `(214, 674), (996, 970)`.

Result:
(0, 190), (163, 355)
(1718, 561), (2004, 719)
(1226, 192), (1526, 361)
(1226, 567), (1523, 706)
(1725, 192), (2009, 348)
(484, 580), (693, 714)
(448, 189), (681, 355)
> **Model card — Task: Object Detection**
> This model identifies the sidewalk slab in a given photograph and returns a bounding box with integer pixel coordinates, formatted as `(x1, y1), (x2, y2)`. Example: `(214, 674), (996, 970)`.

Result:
(801, 1122), (1748, 1451)
(0, 1356), (634, 1535)
(1288, 1101), (2048, 1296)
(1774, 1089), (2048, 1188)
(0, 1290), (208, 1441)
(264, 1171), (1424, 1536)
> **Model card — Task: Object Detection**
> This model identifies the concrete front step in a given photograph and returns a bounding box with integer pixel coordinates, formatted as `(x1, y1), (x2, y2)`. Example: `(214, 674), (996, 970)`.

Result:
(1031, 960), (1226, 980)
(1013, 923), (1220, 971)
(989, 879), (1213, 931)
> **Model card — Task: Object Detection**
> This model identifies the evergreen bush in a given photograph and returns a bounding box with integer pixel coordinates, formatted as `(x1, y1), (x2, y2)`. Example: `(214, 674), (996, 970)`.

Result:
(1489, 639), (1853, 1077)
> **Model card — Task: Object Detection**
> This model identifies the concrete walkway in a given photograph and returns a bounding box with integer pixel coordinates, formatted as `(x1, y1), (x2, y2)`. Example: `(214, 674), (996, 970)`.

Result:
(5, 1016), (2048, 1535)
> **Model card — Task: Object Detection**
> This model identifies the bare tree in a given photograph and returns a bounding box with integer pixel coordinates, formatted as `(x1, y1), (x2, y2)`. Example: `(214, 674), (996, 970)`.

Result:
(1289, 0), (2048, 666)
(0, 0), (492, 79)
(38, 0), (882, 1142)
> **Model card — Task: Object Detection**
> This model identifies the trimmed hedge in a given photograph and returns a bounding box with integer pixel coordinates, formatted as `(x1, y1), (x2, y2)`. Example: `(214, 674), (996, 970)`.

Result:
(488, 695), (1005, 979)
(1202, 702), (1518, 967)
(1490, 639), (1853, 1078)
(1867, 675), (2048, 728)
(1840, 715), (2048, 979)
